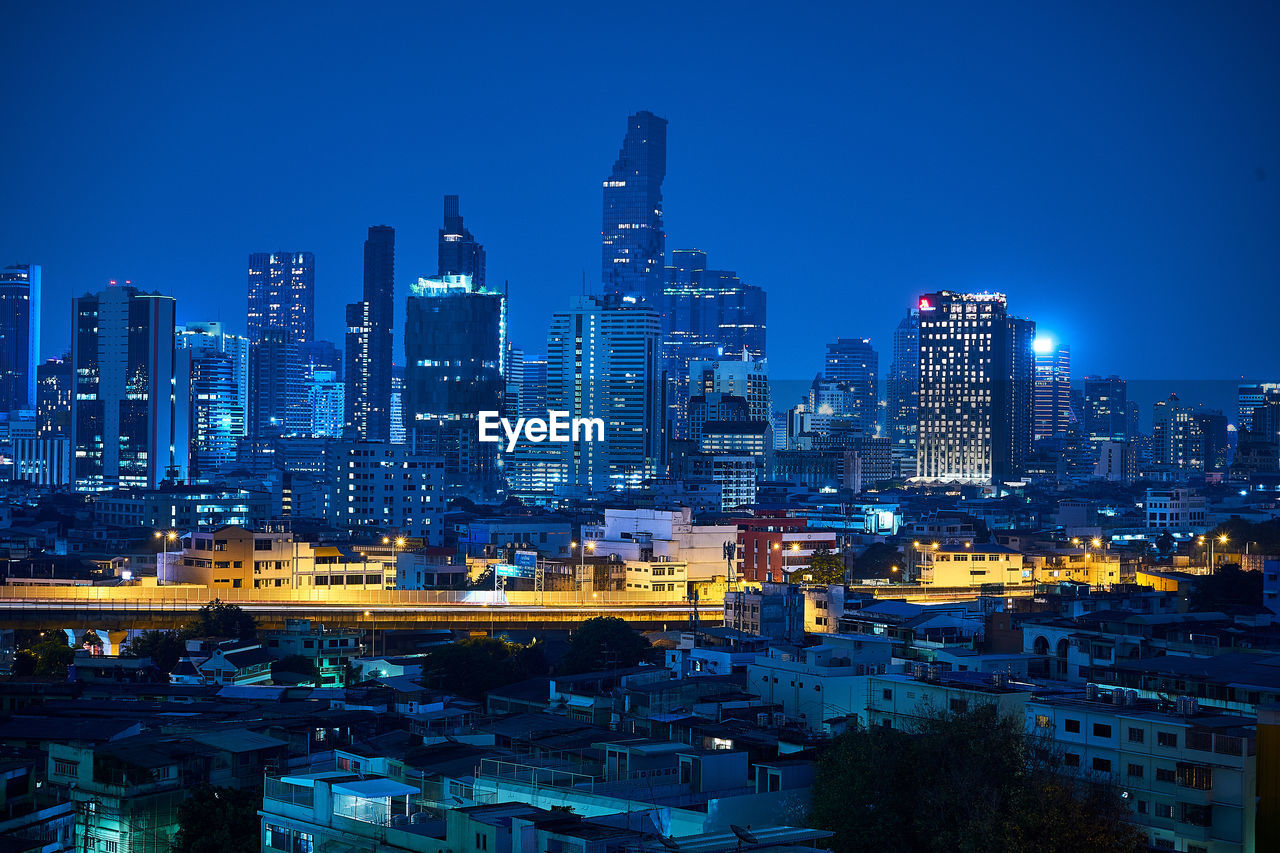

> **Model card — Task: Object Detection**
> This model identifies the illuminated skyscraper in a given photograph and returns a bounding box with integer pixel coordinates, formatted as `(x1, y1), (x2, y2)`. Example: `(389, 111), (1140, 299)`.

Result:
(885, 310), (920, 472)
(1033, 340), (1072, 441)
(438, 195), (486, 288)
(345, 225), (395, 440)
(246, 252), (314, 344)
(1083, 375), (1129, 443)
(915, 291), (1034, 484)
(403, 274), (505, 497)
(307, 369), (346, 438)
(0, 264), (40, 412)
(823, 338), (878, 431)
(71, 283), (182, 490)
(36, 357), (71, 438)
(548, 296), (664, 493)
(602, 111), (667, 302)
(249, 328), (306, 437)
(660, 249), (766, 437)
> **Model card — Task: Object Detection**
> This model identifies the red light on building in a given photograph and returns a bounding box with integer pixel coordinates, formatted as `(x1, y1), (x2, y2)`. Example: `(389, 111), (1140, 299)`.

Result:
(918, 297), (934, 311)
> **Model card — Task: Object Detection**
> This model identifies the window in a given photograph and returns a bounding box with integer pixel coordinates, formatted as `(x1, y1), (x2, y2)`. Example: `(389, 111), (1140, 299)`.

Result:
(1156, 731), (1178, 748)
(475, 834), (488, 851)
(1155, 767), (1176, 783)
(1135, 800), (1148, 814)
(1176, 764), (1212, 790)
(1064, 753), (1080, 767)
(293, 832), (314, 853)
(1064, 719), (1081, 733)
(1034, 714), (1051, 729)
(1155, 803), (1175, 819)
(1092, 722), (1112, 738)
(949, 698), (968, 713)
(266, 825), (291, 851)
(104, 843), (119, 853)
(882, 689), (893, 701)
(1091, 757), (1111, 773)
(1128, 727), (1144, 743)
(1127, 763), (1144, 778)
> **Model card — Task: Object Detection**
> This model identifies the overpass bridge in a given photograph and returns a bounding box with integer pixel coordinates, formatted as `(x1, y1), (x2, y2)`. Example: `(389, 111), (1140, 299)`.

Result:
(0, 582), (1039, 635)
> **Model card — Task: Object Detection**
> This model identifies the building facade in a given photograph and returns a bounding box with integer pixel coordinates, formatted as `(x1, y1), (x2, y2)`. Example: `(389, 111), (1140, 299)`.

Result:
(0, 263), (40, 413)
(601, 110), (667, 303)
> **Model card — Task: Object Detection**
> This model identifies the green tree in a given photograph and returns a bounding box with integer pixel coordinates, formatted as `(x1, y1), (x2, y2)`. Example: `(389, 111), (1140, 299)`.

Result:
(1156, 530), (1175, 557)
(809, 706), (1146, 853)
(1190, 563), (1262, 611)
(561, 616), (653, 674)
(854, 542), (903, 580)
(122, 629), (185, 671)
(417, 637), (547, 700)
(804, 546), (846, 584)
(184, 599), (256, 640)
(171, 785), (260, 853)
(11, 637), (75, 677)
(271, 654), (321, 684)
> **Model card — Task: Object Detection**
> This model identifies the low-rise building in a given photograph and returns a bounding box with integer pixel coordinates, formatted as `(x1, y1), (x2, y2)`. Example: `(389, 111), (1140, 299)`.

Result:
(916, 543), (1025, 587)
(747, 634), (893, 730)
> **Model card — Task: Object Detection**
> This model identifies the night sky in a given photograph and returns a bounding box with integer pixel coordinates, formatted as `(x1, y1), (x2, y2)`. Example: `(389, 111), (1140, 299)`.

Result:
(4, 1), (1278, 391)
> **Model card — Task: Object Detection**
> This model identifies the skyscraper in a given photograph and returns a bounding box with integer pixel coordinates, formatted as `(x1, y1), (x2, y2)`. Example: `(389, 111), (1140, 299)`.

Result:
(307, 369), (346, 438)
(71, 283), (181, 490)
(402, 274), (506, 496)
(1238, 383), (1280, 434)
(36, 357), (71, 438)
(345, 226), (395, 440)
(602, 111), (667, 302)
(1083, 376), (1129, 443)
(177, 322), (250, 436)
(659, 250), (766, 437)
(519, 353), (548, 420)
(438, 195), (486, 288)
(823, 338), (878, 431)
(1033, 340), (1072, 441)
(885, 310), (920, 473)
(548, 296), (664, 492)
(246, 252), (314, 344)
(184, 352), (243, 475)
(0, 264), (40, 412)
(915, 291), (1034, 485)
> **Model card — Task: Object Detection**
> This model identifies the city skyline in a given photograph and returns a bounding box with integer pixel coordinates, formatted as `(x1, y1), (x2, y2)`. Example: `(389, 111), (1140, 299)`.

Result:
(4, 3), (1278, 385)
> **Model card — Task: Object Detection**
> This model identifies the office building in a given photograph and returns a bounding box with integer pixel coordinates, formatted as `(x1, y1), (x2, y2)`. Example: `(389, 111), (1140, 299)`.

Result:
(338, 441), (448, 544)
(0, 264), (39, 413)
(176, 322), (249, 432)
(824, 337), (878, 430)
(308, 369), (345, 438)
(301, 339), (342, 381)
(185, 351), (243, 475)
(689, 355), (771, 423)
(35, 356), (71, 437)
(249, 328), (306, 437)
(601, 110), (667, 302)
(389, 364), (405, 444)
(71, 283), (182, 490)
(246, 252), (314, 344)
(915, 291), (1034, 485)
(1239, 382), (1280, 438)
(1033, 340), (1072, 441)
(345, 225), (395, 441)
(1083, 375), (1128, 443)
(438, 194), (485, 288)
(518, 353), (548, 420)
(885, 309), (920, 475)
(660, 249), (766, 437)
(546, 295), (663, 493)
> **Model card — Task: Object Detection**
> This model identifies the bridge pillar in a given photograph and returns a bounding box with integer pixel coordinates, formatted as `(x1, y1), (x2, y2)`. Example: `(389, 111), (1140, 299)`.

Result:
(104, 630), (130, 656)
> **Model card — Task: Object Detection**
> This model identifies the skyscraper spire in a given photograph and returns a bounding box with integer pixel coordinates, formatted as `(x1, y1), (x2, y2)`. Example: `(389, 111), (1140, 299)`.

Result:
(438, 195), (486, 289)
(601, 110), (667, 303)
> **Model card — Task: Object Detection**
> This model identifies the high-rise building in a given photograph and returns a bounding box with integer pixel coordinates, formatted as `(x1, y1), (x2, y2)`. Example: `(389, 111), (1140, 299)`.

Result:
(403, 274), (506, 496)
(547, 296), (664, 492)
(184, 352), (243, 475)
(345, 226), (395, 440)
(1238, 383), (1280, 434)
(246, 252), (314, 344)
(301, 340), (342, 382)
(1152, 393), (1192, 471)
(36, 357), (71, 438)
(823, 338), (878, 431)
(71, 284), (182, 490)
(519, 354), (548, 421)
(337, 441), (448, 545)
(1033, 341), (1072, 441)
(177, 322), (250, 436)
(885, 310), (920, 474)
(0, 264), (40, 412)
(389, 365), (405, 445)
(307, 369), (345, 438)
(915, 291), (1034, 485)
(504, 342), (524, 418)
(659, 249), (766, 437)
(249, 328), (306, 437)
(1082, 376), (1128, 443)
(602, 110), (667, 303)
(689, 355), (771, 425)
(438, 195), (486, 288)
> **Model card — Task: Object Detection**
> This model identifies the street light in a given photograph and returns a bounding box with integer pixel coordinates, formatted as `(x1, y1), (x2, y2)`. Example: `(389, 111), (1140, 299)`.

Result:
(364, 609), (376, 658)
(154, 530), (177, 582)
(1210, 534), (1228, 569)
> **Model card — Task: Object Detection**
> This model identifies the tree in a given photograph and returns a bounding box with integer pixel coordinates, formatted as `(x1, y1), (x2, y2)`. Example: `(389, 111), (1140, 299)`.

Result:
(854, 542), (903, 580)
(122, 629), (185, 671)
(561, 616), (653, 674)
(171, 785), (260, 853)
(809, 706), (1146, 853)
(184, 599), (256, 640)
(271, 655), (321, 685)
(416, 637), (547, 700)
(1190, 563), (1262, 611)
(1156, 530), (1175, 557)
(804, 546), (846, 584)
(11, 637), (74, 677)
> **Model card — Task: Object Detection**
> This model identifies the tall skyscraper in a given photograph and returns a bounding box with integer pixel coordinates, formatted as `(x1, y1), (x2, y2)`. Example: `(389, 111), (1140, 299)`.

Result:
(1238, 383), (1280, 434)
(519, 354), (548, 420)
(885, 310), (920, 473)
(602, 110), (667, 302)
(1152, 393), (1192, 471)
(689, 355), (771, 424)
(71, 284), (182, 490)
(823, 338), (878, 431)
(36, 357), (71, 438)
(307, 369), (346, 438)
(438, 195), (486, 288)
(548, 296), (664, 492)
(184, 352), (243, 475)
(1033, 340), (1072, 441)
(249, 328), (306, 436)
(177, 322), (250, 436)
(345, 226), (395, 440)
(301, 340), (343, 381)
(0, 264), (40, 412)
(246, 252), (314, 344)
(402, 274), (505, 496)
(915, 291), (1034, 484)
(1083, 376), (1128, 443)
(660, 249), (766, 437)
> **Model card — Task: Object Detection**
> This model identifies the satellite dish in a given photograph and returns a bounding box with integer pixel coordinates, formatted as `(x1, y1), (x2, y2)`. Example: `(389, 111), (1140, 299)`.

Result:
(730, 825), (759, 845)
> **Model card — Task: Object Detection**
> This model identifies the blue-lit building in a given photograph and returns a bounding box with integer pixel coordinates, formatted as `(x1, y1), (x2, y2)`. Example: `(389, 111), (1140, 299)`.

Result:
(885, 309), (919, 476)
(307, 369), (346, 438)
(345, 225), (395, 441)
(0, 264), (40, 413)
(601, 110), (667, 303)
(177, 322), (249, 476)
(438, 194), (485, 288)
(660, 249), (766, 438)
(822, 337), (878, 432)
(246, 252), (314, 345)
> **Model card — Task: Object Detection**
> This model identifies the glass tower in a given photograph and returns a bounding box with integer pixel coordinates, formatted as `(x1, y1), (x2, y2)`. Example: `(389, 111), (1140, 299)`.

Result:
(345, 225), (395, 441)
(0, 264), (40, 412)
(886, 310), (920, 473)
(602, 111), (667, 302)
(438, 195), (486, 288)
(246, 252), (314, 344)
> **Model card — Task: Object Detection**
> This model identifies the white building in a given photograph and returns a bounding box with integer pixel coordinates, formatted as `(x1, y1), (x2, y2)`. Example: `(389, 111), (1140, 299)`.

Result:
(586, 507), (738, 581)
(339, 441), (447, 544)
(747, 634), (893, 731)
(1145, 487), (1206, 530)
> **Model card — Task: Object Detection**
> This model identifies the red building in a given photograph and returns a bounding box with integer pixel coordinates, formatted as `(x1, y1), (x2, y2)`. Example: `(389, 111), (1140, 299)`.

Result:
(735, 512), (840, 584)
